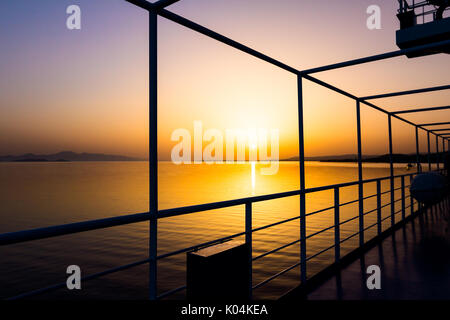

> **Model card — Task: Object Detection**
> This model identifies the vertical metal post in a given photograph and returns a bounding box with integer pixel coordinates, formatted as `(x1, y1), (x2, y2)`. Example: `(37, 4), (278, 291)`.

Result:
(297, 75), (307, 283)
(377, 180), (381, 235)
(356, 100), (364, 246)
(245, 202), (252, 299)
(410, 175), (414, 215)
(415, 126), (420, 173)
(149, 11), (158, 301)
(334, 187), (340, 263)
(436, 135), (440, 170)
(388, 114), (395, 227)
(401, 176), (405, 220)
(427, 131), (431, 171)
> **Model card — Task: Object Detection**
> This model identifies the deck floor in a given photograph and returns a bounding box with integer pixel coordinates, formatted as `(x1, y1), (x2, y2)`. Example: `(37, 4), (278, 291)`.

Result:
(308, 199), (450, 300)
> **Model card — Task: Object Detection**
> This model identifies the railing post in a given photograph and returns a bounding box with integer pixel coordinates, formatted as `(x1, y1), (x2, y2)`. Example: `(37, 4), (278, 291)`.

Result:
(334, 187), (340, 263)
(436, 135), (440, 170)
(377, 180), (381, 235)
(297, 74), (307, 283)
(415, 126), (420, 172)
(427, 131), (431, 171)
(149, 10), (158, 301)
(410, 175), (414, 215)
(356, 100), (364, 246)
(401, 175), (405, 220)
(245, 202), (252, 299)
(388, 114), (395, 227)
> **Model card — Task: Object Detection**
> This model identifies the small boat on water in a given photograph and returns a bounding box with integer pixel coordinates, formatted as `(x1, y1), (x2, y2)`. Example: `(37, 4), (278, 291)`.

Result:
(406, 163), (415, 170)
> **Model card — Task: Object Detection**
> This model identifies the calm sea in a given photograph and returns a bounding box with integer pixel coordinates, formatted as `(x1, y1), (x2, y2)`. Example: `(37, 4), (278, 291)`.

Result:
(0, 161), (422, 299)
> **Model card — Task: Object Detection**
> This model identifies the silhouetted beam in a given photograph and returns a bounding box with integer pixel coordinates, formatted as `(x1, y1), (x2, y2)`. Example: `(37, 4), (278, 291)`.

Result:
(360, 85), (450, 100)
(299, 39), (450, 74)
(302, 74), (425, 130)
(125, 0), (180, 10)
(431, 128), (450, 132)
(125, 0), (154, 10)
(154, 0), (181, 9)
(418, 121), (450, 126)
(157, 8), (299, 74)
(391, 106), (450, 114)
(124, 0), (435, 135)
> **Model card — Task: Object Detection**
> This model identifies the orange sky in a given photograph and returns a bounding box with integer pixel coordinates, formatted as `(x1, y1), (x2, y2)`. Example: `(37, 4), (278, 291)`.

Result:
(0, 0), (449, 159)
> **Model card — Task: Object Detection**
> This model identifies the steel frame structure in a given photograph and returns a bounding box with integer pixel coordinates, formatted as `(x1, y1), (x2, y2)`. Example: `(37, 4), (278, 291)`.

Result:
(0, 0), (449, 300)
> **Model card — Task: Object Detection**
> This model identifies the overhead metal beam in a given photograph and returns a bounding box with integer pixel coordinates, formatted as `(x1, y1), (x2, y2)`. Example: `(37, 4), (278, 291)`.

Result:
(391, 105), (450, 114)
(299, 39), (450, 74)
(158, 9), (299, 74)
(126, 1), (441, 144)
(418, 121), (450, 126)
(154, 0), (181, 9)
(302, 74), (431, 132)
(125, 0), (154, 10)
(360, 84), (450, 101)
(125, 0), (181, 10)
(430, 128), (450, 132)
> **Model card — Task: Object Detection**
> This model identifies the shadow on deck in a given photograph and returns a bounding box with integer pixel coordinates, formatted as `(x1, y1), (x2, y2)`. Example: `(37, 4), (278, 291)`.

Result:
(281, 195), (450, 300)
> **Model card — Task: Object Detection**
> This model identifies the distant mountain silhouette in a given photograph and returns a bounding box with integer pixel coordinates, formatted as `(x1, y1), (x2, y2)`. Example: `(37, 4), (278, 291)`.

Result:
(0, 151), (143, 162)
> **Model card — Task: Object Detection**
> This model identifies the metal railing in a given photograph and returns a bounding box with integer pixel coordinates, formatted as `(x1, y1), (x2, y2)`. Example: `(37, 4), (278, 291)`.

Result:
(0, 0), (449, 300)
(398, 0), (450, 25)
(0, 169), (446, 300)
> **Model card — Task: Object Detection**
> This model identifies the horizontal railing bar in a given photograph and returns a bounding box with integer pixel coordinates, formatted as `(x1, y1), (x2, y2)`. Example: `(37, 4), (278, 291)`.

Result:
(156, 231), (246, 260)
(158, 190), (301, 218)
(0, 173), (414, 245)
(252, 215), (301, 233)
(339, 215), (360, 226)
(305, 205), (334, 217)
(305, 224), (335, 240)
(363, 221), (379, 232)
(6, 256), (151, 300)
(339, 198), (359, 207)
(253, 238), (301, 261)
(157, 191), (413, 261)
(252, 261), (301, 290)
(0, 171), (419, 246)
(363, 207), (378, 216)
(340, 230), (360, 244)
(0, 211), (152, 246)
(157, 285), (186, 300)
(305, 243), (336, 262)
(7, 186), (433, 299)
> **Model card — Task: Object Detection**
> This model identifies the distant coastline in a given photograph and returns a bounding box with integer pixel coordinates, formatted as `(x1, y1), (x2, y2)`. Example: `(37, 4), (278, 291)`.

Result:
(0, 151), (144, 162)
(284, 153), (442, 164)
(0, 152), (443, 163)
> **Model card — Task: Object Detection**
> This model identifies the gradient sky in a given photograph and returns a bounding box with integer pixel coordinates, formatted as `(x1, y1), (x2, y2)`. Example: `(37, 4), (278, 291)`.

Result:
(1, 0), (449, 159)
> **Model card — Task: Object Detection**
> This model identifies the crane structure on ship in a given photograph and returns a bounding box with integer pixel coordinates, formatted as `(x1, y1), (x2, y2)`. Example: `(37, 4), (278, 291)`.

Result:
(396, 0), (450, 57)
